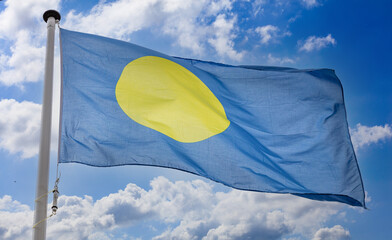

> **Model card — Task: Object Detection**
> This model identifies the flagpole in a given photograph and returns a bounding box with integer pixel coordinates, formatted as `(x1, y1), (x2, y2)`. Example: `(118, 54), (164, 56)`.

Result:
(33, 10), (61, 240)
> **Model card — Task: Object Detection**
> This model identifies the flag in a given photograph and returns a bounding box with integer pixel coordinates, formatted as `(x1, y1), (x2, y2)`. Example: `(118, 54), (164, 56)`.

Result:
(59, 28), (365, 207)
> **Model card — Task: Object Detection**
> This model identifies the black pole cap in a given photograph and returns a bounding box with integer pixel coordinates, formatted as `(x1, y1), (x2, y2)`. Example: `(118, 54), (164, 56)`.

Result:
(43, 10), (61, 22)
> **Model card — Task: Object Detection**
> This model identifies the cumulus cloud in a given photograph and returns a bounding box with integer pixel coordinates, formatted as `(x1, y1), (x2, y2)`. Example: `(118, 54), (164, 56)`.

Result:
(0, 99), (41, 158)
(1, 177), (347, 240)
(208, 14), (245, 60)
(350, 123), (392, 151)
(298, 34), (336, 52)
(313, 225), (350, 240)
(0, 0), (60, 86)
(0, 195), (33, 240)
(0, 0), (59, 39)
(0, 31), (46, 86)
(64, 0), (243, 61)
(63, 0), (161, 41)
(0, 0), (243, 86)
(0, 98), (59, 159)
(267, 53), (295, 65)
(255, 25), (280, 44)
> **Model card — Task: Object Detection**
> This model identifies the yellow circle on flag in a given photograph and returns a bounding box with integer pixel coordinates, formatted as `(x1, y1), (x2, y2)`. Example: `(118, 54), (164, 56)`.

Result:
(115, 56), (230, 143)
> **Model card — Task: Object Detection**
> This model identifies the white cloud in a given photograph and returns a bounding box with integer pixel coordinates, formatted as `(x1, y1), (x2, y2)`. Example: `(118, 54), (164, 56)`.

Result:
(288, 14), (301, 24)
(0, 177), (348, 240)
(298, 34), (336, 52)
(255, 25), (280, 44)
(208, 14), (245, 60)
(0, 195), (33, 240)
(365, 191), (372, 203)
(0, 98), (59, 159)
(0, 0), (60, 86)
(313, 225), (350, 240)
(350, 123), (392, 151)
(63, 0), (159, 41)
(252, 0), (266, 17)
(64, 0), (242, 61)
(301, 0), (320, 9)
(267, 53), (295, 65)
(0, 31), (45, 86)
(0, 0), (60, 40)
(0, 195), (30, 212)
(0, 99), (41, 158)
(0, 0), (245, 87)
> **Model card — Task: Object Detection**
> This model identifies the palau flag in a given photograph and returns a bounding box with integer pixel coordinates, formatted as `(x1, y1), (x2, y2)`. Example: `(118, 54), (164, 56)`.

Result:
(59, 28), (365, 207)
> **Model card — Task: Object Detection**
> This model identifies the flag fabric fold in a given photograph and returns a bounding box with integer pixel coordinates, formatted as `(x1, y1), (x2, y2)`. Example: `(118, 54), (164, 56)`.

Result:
(59, 28), (365, 207)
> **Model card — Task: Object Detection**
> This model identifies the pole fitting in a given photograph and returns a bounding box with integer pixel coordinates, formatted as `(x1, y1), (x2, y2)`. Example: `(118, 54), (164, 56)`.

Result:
(43, 10), (61, 23)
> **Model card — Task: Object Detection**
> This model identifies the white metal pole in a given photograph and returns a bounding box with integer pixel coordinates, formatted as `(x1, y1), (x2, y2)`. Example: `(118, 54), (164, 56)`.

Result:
(33, 10), (61, 240)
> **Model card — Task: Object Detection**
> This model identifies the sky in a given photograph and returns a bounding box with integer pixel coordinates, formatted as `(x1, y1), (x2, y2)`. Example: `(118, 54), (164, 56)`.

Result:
(0, 0), (391, 239)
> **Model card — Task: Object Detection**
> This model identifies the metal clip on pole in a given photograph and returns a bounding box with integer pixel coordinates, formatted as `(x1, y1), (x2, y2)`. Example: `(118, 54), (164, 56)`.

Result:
(51, 178), (60, 215)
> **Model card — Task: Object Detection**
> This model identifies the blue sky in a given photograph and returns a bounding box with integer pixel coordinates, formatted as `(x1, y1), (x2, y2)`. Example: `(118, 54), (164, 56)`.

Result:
(0, 0), (391, 239)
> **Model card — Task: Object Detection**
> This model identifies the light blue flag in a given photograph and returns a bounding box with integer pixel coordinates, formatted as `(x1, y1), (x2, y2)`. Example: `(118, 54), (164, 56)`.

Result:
(59, 28), (365, 207)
